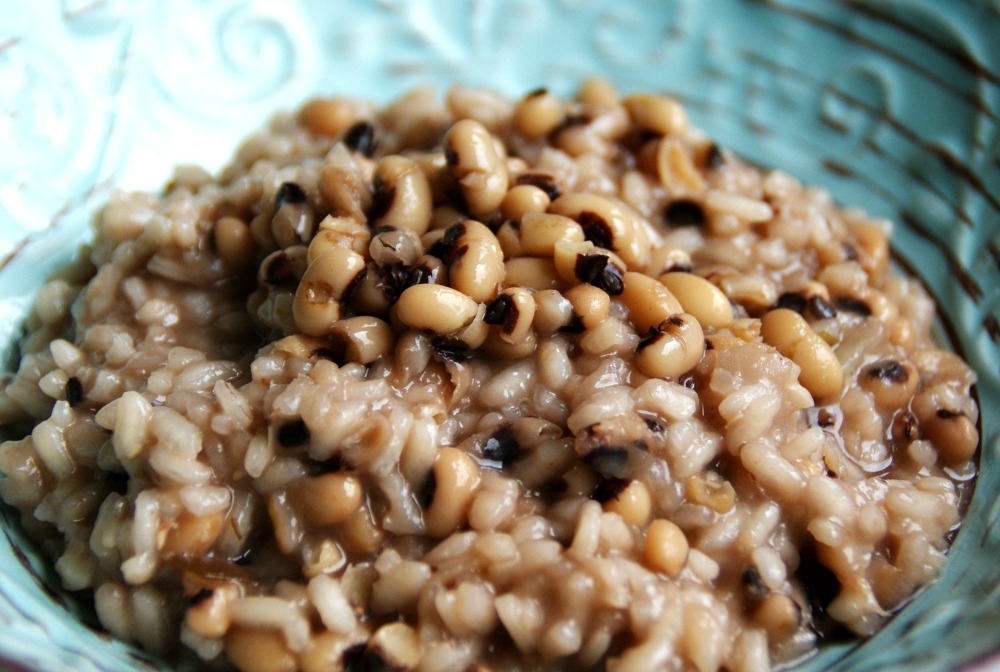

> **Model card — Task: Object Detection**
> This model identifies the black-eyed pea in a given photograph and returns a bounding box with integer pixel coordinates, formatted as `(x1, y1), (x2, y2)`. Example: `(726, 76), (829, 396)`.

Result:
(620, 272), (682, 333)
(852, 222), (890, 280)
(622, 93), (688, 137)
(350, 262), (393, 317)
(395, 284), (479, 335)
(752, 593), (801, 640)
(214, 216), (256, 271)
(552, 239), (627, 293)
(410, 151), (448, 181)
(309, 216), (370, 261)
(588, 103), (630, 141)
(512, 172), (563, 201)
(368, 228), (422, 268)
(495, 219), (524, 258)
(259, 247), (308, 288)
(448, 226), (505, 303)
(329, 317), (396, 365)
(859, 360), (918, 411)
(430, 204), (467, 231)
(186, 583), (239, 640)
(319, 163), (371, 222)
(647, 245), (693, 275)
(549, 193), (651, 270)
(602, 479), (652, 527)
(295, 472), (363, 527)
(224, 626), (297, 672)
(504, 257), (563, 291)
(533, 289), (575, 335)
(444, 119), (509, 216)
(481, 328), (538, 360)
(368, 156), (433, 234)
(513, 88), (564, 139)
(760, 308), (844, 399)
(684, 473), (736, 514)
(644, 519), (688, 577)
(578, 77), (620, 106)
(519, 212), (585, 256)
(271, 182), (316, 249)
(635, 314), (705, 379)
(580, 316), (635, 355)
(293, 249), (367, 337)
(554, 124), (612, 158)
(365, 623), (422, 672)
(889, 316), (916, 352)
(485, 288), (536, 344)
(339, 505), (384, 555)
(866, 289), (899, 325)
(565, 284), (610, 330)
(455, 303), (490, 349)
(500, 185), (551, 221)
(912, 392), (979, 466)
(425, 447), (481, 537)
(299, 98), (355, 137)
(505, 156), (530, 174)
(655, 138), (705, 192)
(659, 272), (733, 329)
(163, 511), (225, 557)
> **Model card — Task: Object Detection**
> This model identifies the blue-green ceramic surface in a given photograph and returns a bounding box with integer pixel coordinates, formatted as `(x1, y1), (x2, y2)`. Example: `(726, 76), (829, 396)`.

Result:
(0, 1), (998, 670)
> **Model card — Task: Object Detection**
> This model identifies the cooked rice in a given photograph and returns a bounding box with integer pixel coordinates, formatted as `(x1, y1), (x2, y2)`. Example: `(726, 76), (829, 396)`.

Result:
(0, 82), (979, 672)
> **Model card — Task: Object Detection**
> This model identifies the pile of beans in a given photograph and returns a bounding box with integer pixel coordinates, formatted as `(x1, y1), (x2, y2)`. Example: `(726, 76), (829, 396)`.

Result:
(0, 81), (979, 672)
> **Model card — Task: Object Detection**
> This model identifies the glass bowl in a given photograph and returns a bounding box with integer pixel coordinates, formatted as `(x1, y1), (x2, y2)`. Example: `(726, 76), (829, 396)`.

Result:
(0, 1), (997, 670)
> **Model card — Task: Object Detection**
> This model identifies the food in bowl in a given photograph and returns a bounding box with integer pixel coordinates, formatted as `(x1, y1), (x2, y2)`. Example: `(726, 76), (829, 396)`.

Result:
(0, 80), (979, 671)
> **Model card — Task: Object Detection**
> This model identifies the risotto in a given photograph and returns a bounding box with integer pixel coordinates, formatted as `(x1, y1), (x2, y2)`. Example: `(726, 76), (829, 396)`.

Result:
(0, 81), (979, 672)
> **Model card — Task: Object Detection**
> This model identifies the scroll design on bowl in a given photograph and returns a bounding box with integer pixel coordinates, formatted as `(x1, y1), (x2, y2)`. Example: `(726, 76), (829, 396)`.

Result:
(142, 0), (306, 118)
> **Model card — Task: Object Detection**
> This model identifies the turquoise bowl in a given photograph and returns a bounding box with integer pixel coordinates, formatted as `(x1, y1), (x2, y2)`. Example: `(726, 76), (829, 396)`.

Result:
(0, 1), (997, 670)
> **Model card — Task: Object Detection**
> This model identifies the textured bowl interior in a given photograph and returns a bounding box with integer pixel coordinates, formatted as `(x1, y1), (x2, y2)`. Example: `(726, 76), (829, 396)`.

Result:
(1, 1), (998, 670)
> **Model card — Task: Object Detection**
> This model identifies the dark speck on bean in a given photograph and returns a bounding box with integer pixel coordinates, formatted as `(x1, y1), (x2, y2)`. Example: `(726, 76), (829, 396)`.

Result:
(643, 417), (666, 433)
(430, 223), (467, 262)
(866, 361), (908, 384)
(65, 376), (84, 407)
(277, 419), (310, 448)
(741, 566), (767, 599)
(664, 199), (706, 228)
(937, 408), (964, 420)
(484, 294), (520, 335)
(407, 263), (438, 287)
(344, 121), (377, 157)
(263, 251), (297, 286)
(775, 292), (807, 314)
(575, 254), (624, 295)
(275, 182), (307, 210)
(808, 295), (837, 320)
(188, 588), (214, 607)
(559, 313), (586, 334)
(583, 446), (629, 477)
(482, 426), (520, 468)
(514, 174), (562, 200)
(418, 470), (436, 508)
(706, 143), (726, 169)
(367, 176), (395, 223)
(835, 297), (871, 317)
(432, 338), (472, 362)
(577, 211), (613, 249)
(342, 643), (366, 672)
(590, 476), (631, 503)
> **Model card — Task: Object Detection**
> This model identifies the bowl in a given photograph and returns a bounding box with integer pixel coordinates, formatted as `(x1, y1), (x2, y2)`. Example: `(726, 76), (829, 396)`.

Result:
(0, 1), (998, 670)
